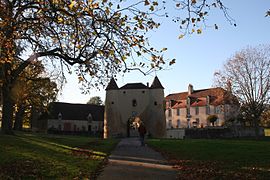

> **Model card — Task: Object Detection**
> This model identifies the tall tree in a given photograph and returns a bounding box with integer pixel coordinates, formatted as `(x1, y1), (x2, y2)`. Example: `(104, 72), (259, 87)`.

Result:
(12, 74), (58, 130)
(214, 45), (270, 136)
(0, 0), (235, 134)
(6, 59), (58, 130)
(87, 96), (103, 105)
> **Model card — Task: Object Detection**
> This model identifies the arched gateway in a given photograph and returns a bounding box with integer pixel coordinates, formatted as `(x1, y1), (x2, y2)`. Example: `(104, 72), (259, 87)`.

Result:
(103, 77), (166, 138)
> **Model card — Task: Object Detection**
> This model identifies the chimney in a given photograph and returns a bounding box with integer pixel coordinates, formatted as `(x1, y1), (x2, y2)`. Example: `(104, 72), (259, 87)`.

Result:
(188, 84), (193, 95)
(147, 82), (149, 87)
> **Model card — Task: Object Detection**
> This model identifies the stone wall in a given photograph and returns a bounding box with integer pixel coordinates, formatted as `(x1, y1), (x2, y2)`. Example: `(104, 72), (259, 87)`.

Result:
(104, 88), (166, 138)
(166, 127), (265, 139)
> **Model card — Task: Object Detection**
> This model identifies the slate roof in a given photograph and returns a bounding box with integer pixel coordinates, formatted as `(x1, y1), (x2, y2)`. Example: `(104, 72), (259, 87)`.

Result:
(165, 87), (238, 109)
(105, 76), (164, 90)
(105, 78), (119, 90)
(120, 83), (149, 89)
(150, 76), (164, 89)
(49, 102), (104, 121)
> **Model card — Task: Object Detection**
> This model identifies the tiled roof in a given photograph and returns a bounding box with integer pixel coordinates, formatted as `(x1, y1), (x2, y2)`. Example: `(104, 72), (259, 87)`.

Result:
(166, 87), (238, 109)
(49, 102), (104, 121)
(150, 76), (164, 89)
(105, 78), (119, 90)
(120, 83), (148, 89)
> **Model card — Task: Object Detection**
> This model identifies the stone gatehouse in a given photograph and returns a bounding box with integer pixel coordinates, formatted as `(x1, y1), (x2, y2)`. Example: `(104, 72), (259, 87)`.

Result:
(103, 76), (166, 138)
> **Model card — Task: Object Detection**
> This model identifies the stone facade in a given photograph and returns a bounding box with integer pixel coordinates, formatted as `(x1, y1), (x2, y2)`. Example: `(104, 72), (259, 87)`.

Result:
(47, 102), (104, 133)
(104, 77), (166, 138)
(165, 84), (239, 129)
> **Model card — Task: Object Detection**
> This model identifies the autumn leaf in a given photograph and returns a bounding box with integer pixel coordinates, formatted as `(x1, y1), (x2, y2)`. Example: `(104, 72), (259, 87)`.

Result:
(144, 0), (150, 6)
(92, 2), (99, 8)
(105, 7), (110, 15)
(153, 1), (158, 6)
(57, 17), (64, 23)
(178, 34), (184, 39)
(69, 1), (75, 9)
(169, 59), (176, 65)
(78, 76), (84, 82)
(162, 48), (167, 51)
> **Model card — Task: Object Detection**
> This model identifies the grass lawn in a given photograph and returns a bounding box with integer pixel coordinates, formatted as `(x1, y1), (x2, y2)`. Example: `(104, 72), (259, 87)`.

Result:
(0, 132), (119, 179)
(147, 138), (270, 179)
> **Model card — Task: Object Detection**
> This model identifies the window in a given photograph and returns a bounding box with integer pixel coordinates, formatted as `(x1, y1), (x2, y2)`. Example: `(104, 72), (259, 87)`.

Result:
(187, 97), (190, 106)
(214, 106), (221, 114)
(111, 101), (114, 104)
(168, 100), (172, 108)
(177, 119), (181, 128)
(177, 109), (180, 116)
(142, 90), (145, 93)
(186, 107), (190, 115)
(168, 109), (172, 117)
(87, 113), (93, 122)
(132, 99), (137, 107)
(196, 118), (200, 124)
(206, 96), (210, 104)
(123, 91), (126, 94)
(154, 101), (157, 106)
(187, 119), (190, 128)
(195, 106), (199, 115)
(168, 120), (172, 128)
(206, 106), (210, 114)
(58, 113), (62, 120)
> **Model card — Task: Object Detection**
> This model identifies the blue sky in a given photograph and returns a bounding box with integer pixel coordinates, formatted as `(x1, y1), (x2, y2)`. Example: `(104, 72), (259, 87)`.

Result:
(58, 0), (270, 103)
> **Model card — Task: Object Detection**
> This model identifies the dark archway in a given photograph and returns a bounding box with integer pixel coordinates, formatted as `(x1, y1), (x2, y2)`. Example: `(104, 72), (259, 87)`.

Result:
(127, 117), (140, 137)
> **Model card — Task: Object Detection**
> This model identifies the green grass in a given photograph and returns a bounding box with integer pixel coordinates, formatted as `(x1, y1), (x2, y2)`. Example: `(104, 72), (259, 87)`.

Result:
(147, 138), (270, 179)
(0, 132), (119, 179)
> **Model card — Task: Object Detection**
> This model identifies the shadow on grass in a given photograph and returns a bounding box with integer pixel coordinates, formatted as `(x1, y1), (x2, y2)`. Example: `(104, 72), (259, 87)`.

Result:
(0, 132), (118, 179)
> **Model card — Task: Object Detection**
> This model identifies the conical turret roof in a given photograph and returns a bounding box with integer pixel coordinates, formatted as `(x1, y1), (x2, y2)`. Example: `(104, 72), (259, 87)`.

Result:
(150, 76), (164, 89)
(105, 78), (119, 90)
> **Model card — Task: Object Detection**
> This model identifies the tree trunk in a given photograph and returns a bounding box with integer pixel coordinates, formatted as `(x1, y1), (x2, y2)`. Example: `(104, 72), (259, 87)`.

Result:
(30, 106), (37, 130)
(1, 84), (14, 134)
(14, 105), (25, 131)
(253, 117), (260, 139)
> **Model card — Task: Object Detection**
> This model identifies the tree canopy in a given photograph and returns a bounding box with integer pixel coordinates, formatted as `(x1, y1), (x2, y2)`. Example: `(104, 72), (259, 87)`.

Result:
(214, 45), (270, 135)
(87, 96), (103, 105)
(0, 0), (237, 134)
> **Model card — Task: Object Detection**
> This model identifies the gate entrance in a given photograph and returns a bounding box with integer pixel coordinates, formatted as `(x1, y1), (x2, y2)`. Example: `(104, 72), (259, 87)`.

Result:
(127, 117), (141, 137)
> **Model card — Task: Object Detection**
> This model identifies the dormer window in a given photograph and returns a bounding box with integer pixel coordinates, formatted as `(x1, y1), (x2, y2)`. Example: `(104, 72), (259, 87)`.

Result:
(58, 113), (62, 120)
(87, 113), (93, 122)
(206, 96), (210, 104)
(187, 97), (190, 106)
(169, 100), (173, 107)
